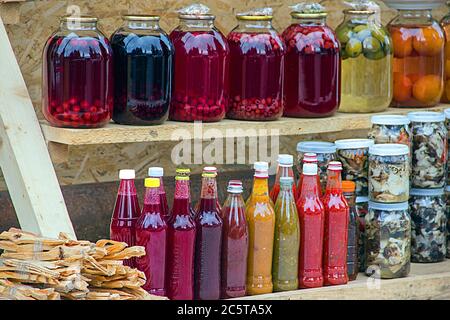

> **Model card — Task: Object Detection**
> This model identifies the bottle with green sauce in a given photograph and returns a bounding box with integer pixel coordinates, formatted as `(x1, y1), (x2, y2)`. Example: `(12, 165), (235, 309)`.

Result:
(272, 176), (300, 292)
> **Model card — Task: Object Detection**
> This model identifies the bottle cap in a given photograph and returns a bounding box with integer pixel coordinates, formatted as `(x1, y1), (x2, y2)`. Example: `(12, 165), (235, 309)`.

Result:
(278, 154), (294, 166)
(227, 182), (243, 193)
(148, 167), (164, 177)
(254, 162), (269, 178)
(371, 115), (410, 126)
(119, 169), (135, 180)
(369, 144), (409, 156)
(303, 163), (318, 176)
(145, 178), (160, 188)
(176, 168), (191, 176)
(342, 181), (356, 193)
(229, 180), (243, 187)
(297, 141), (336, 154)
(410, 188), (445, 197)
(328, 161), (343, 171)
(280, 176), (294, 186)
(408, 111), (445, 123)
(203, 166), (218, 173)
(335, 139), (374, 150)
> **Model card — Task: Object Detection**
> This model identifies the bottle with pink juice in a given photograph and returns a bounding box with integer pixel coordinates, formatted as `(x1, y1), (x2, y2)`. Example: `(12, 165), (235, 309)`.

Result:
(110, 169), (141, 267)
(148, 167), (169, 221)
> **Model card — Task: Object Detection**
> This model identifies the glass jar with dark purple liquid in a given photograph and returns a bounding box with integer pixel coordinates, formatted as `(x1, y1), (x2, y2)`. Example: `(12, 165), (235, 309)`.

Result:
(282, 10), (341, 118)
(110, 15), (173, 125)
(169, 13), (229, 122)
(227, 14), (285, 121)
(42, 16), (113, 128)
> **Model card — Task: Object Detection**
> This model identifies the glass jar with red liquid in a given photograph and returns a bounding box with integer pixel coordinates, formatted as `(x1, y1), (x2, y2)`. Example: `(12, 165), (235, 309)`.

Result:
(110, 15), (174, 125)
(282, 4), (340, 118)
(389, 8), (444, 108)
(42, 16), (113, 128)
(169, 5), (229, 122)
(227, 8), (285, 121)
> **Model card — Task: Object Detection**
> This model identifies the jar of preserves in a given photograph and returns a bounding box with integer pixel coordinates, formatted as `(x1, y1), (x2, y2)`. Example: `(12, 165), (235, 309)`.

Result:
(110, 15), (174, 125)
(408, 112), (448, 189)
(335, 139), (375, 197)
(227, 8), (285, 121)
(410, 188), (447, 263)
(336, 8), (393, 113)
(42, 16), (113, 128)
(296, 141), (337, 191)
(445, 108), (450, 185)
(446, 186), (450, 258)
(388, 8), (444, 108)
(368, 115), (412, 147)
(441, 2), (450, 102)
(356, 196), (368, 273)
(282, 3), (340, 118)
(365, 201), (411, 279)
(169, 4), (229, 122)
(369, 144), (410, 203)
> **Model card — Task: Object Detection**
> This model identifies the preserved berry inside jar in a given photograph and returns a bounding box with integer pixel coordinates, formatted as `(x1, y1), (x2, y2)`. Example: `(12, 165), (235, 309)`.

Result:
(282, 8), (340, 118)
(42, 16), (113, 128)
(336, 9), (393, 113)
(227, 12), (285, 121)
(169, 11), (229, 122)
(389, 9), (444, 108)
(110, 15), (173, 125)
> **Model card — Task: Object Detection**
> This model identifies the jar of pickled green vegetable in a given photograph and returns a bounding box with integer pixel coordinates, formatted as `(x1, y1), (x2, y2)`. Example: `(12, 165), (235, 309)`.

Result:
(336, 9), (393, 113)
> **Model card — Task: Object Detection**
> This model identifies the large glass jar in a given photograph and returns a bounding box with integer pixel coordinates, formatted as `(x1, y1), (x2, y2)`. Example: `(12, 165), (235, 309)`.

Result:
(446, 186), (450, 259)
(282, 6), (340, 118)
(227, 10), (285, 121)
(445, 108), (450, 185)
(356, 196), (369, 273)
(42, 16), (113, 128)
(110, 15), (173, 125)
(389, 9), (444, 108)
(336, 9), (393, 113)
(441, 4), (450, 102)
(169, 6), (229, 122)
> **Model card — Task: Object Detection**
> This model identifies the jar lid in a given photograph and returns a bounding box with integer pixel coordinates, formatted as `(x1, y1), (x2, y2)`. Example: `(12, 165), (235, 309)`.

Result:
(62, 15), (98, 23)
(369, 201), (409, 211)
(334, 139), (375, 150)
(297, 141), (336, 154)
(119, 169), (135, 180)
(290, 2), (327, 18)
(410, 188), (445, 196)
(177, 3), (215, 20)
(408, 111), (446, 123)
(445, 108), (450, 119)
(356, 196), (369, 203)
(122, 14), (160, 21)
(369, 144), (409, 156)
(343, 9), (376, 15)
(371, 115), (410, 126)
(148, 167), (164, 177)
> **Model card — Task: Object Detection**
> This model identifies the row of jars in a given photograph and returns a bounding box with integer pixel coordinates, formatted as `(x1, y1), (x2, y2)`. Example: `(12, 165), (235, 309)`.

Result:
(41, 3), (450, 128)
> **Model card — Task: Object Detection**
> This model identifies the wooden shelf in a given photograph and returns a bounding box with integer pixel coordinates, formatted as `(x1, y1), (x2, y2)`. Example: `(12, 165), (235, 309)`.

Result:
(235, 260), (450, 300)
(40, 105), (450, 146)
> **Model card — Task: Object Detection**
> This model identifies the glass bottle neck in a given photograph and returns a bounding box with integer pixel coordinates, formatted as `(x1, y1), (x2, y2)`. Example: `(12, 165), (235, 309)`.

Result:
(277, 166), (294, 179)
(125, 20), (160, 30)
(144, 186), (160, 206)
(300, 174), (321, 198)
(200, 176), (218, 200)
(293, 16), (326, 25)
(179, 18), (215, 29)
(280, 183), (294, 199)
(326, 170), (343, 194)
(237, 19), (273, 30)
(174, 179), (190, 199)
(252, 176), (269, 197)
(172, 179), (191, 216)
(344, 13), (373, 24)
(118, 179), (137, 196)
(395, 9), (433, 24)
(61, 21), (97, 31)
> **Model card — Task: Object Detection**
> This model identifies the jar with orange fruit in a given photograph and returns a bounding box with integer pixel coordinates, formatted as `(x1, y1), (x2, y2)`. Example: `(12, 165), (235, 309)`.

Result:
(441, 2), (450, 102)
(388, 8), (444, 108)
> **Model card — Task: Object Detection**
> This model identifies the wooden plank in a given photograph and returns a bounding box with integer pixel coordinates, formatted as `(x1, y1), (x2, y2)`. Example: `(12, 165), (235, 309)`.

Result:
(235, 261), (450, 300)
(40, 105), (450, 146)
(0, 16), (75, 239)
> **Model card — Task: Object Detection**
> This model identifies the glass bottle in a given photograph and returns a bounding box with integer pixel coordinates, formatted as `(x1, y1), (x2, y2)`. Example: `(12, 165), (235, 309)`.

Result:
(136, 178), (167, 296)
(342, 181), (359, 281)
(194, 170), (223, 300)
(336, 9), (393, 113)
(165, 171), (196, 300)
(169, 8), (229, 122)
(322, 161), (349, 286)
(272, 177), (300, 292)
(246, 162), (276, 295)
(176, 168), (198, 218)
(296, 162), (325, 289)
(221, 181), (248, 299)
(110, 169), (141, 268)
(227, 10), (285, 121)
(110, 15), (174, 125)
(270, 154), (297, 204)
(389, 9), (444, 107)
(148, 167), (169, 221)
(42, 16), (113, 128)
(282, 5), (341, 117)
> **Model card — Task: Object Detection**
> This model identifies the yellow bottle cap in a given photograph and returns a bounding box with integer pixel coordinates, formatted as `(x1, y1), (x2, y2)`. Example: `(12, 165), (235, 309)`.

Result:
(145, 178), (160, 188)
(176, 168), (191, 174)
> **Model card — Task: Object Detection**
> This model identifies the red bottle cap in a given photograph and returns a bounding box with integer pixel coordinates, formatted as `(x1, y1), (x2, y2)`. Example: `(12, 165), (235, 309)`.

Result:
(303, 153), (318, 164)
(328, 161), (342, 171)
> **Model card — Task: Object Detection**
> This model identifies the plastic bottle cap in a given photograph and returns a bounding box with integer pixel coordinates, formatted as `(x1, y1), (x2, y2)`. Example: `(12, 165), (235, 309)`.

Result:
(148, 167), (164, 177)
(229, 180), (243, 187)
(278, 154), (294, 166)
(408, 111), (445, 123)
(145, 178), (160, 188)
(254, 162), (269, 171)
(342, 181), (356, 193)
(303, 153), (318, 163)
(334, 139), (375, 150)
(297, 141), (336, 154)
(303, 163), (318, 176)
(328, 161), (342, 171)
(369, 144), (410, 156)
(280, 177), (294, 186)
(203, 166), (218, 173)
(176, 168), (191, 175)
(445, 108), (450, 119)
(369, 201), (409, 212)
(119, 169), (135, 180)
(410, 188), (445, 197)
(371, 115), (410, 126)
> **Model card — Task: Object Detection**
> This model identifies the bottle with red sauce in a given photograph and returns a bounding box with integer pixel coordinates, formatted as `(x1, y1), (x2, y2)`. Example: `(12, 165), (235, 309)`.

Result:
(42, 15), (113, 128)
(136, 178), (167, 296)
(194, 167), (222, 215)
(270, 154), (297, 203)
(282, 3), (341, 118)
(227, 8), (285, 121)
(221, 180), (248, 299)
(148, 167), (169, 221)
(194, 169), (223, 300)
(166, 170), (196, 300)
(110, 169), (141, 268)
(295, 152), (320, 200)
(296, 162), (325, 289)
(322, 161), (349, 286)
(169, 4), (229, 122)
